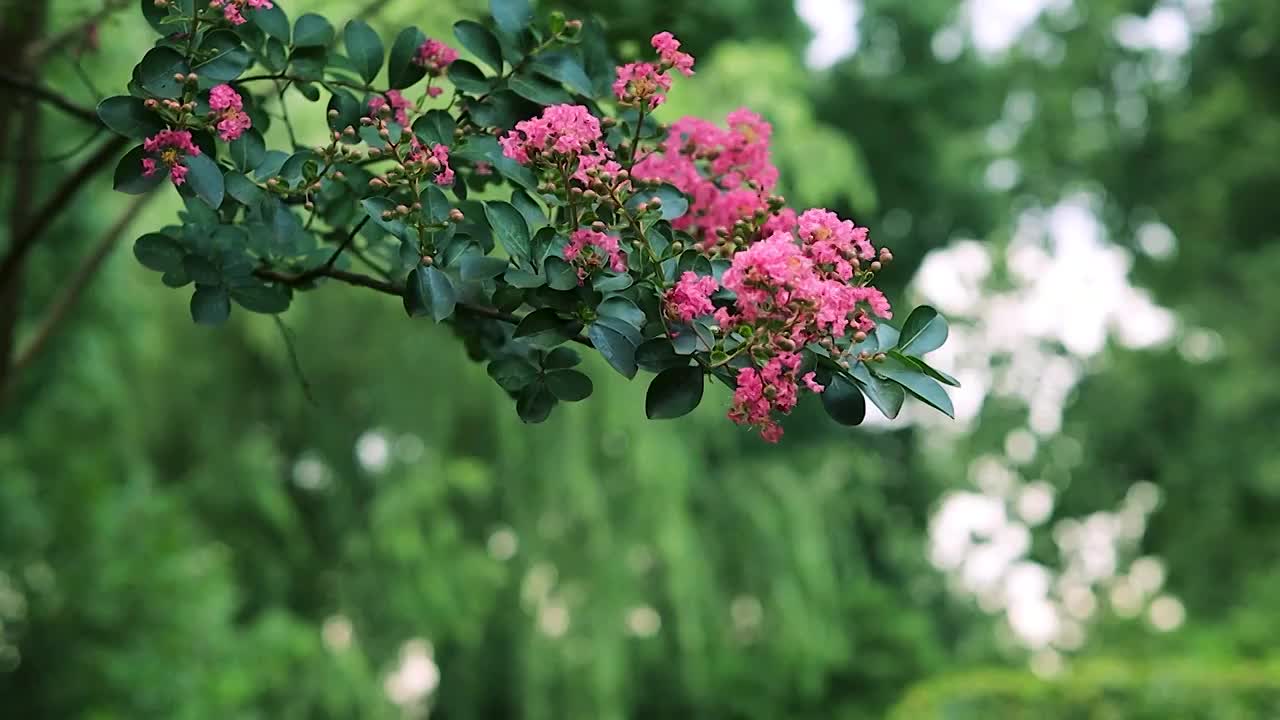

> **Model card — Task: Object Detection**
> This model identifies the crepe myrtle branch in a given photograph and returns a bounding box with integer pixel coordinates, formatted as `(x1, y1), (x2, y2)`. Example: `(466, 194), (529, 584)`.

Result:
(253, 264), (595, 348)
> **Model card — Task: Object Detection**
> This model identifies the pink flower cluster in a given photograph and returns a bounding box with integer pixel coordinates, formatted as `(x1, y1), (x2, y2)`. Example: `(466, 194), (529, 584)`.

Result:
(208, 84), (251, 142)
(729, 353), (823, 443)
(662, 212), (890, 441)
(633, 109), (780, 241)
(210, 0), (273, 26)
(415, 38), (458, 76)
(408, 138), (454, 186)
(368, 90), (412, 126)
(141, 129), (201, 186)
(564, 229), (626, 281)
(613, 32), (695, 109)
(499, 104), (604, 165)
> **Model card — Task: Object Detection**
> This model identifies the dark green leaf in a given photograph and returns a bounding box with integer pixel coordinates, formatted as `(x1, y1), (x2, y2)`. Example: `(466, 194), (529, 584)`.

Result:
(636, 338), (687, 372)
(490, 0), (533, 34)
(514, 308), (566, 338)
(453, 20), (503, 74)
(544, 257), (577, 290)
(403, 266), (457, 321)
(363, 197), (407, 239)
(588, 323), (637, 378)
(465, 91), (523, 129)
(225, 172), (264, 205)
(504, 267), (545, 288)
(850, 362), (906, 419)
(194, 30), (251, 83)
(113, 146), (164, 194)
(871, 356), (954, 418)
(421, 184), (452, 224)
(484, 201), (531, 267)
(293, 13), (334, 48)
(597, 297), (645, 330)
(136, 47), (188, 98)
(229, 129), (266, 171)
(530, 50), (593, 96)
(413, 110), (456, 148)
(446, 60), (492, 94)
(289, 46), (327, 82)
(509, 72), (574, 105)
(510, 189), (546, 230)
(344, 19), (384, 83)
(190, 285), (231, 325)
(459, 255), (509, 280)
(327, 90), (362, 134)
(821, 376), (866, 426)
(134, 233), (185, 273)
(546, 369), (592, 401)
(543, 347), (581, 370)
(516, 382), (556, 423)
(97, 96), (164, 139)
(489, 355), (538, 391)
(230, 283), (290, 313)
(252, 3), (290, 42)
(874, 322), (900, 350)
(628, 183), (689, 221)
(593, 272), (633, 293)
(897, 305), (948, 356)
(646, 365), (704, 419)
(184, 153), (225, 208)
(388, 26), (428, 89)
(183, 255), (221, 285)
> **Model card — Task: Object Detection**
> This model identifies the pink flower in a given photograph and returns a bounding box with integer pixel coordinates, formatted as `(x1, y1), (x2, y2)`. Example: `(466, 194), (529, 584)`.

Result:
(142, 129), (201, 186)
(474, 161), (494, 176)
(415, 38), (459, 75)
(499, 104), (603, 166)
(613, 62), (672, 109)
(408, 138), (454, 186)
(208, 84), (251, 142)
(368, 90), (411, 126)
(665, 271), (719, 323)
(651, 32), (695, 76)
(426, 86), (444, 99)
(212, 0), (272, 26)
(726, 352), (821, 442)
(797, 208), (875, 281)
(564, 229), (626, 281)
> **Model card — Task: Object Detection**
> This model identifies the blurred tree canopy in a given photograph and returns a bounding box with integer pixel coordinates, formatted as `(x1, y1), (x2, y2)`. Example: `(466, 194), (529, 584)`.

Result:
(4, 0), (1280, 717)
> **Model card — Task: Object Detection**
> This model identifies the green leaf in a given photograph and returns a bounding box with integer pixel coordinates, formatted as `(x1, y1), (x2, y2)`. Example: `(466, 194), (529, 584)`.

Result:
(113, 146), (164, 194)
(546, 370), (592, 401)
(588, 323), (637, 379)
(403, 266), (457, 321)
(190, 285), (231, 325)
(483, 201), (531, 267)
(489, 355), (538, 391)
(530, 51), (593, 96)
(908, 355), (962, 388)
(293, 13), (333, 48)
(503, 267), (544, 288)
(184, 254), (221, 285)
(597, 297), (646, 330)
(874, 322), (900, 350)
(510, 189), (546, 230)
(490, 0), (533, 34)
(544, 257), (577, 290)
(421, 185), (452, 224)
(96, 96), (164, 139)
(821, 376), (866, 426)
(134, 233), (185, 273)
(361, 197), (406, 239)
(509, 72), (574, 105)
(447, 60), (492, 94)
(136, 46), (188, 98)
(388, 26), (428, 89)
(230, 283), (290, 313)
(849, 362), (905, 419)
(897, 305), (948, 356)
(453, 20), (503, 74)
(344, 19), (384, 83)
(514, 308), (566, 338)
(229, 130), (266, 171)
(183, 153), (225, 208)
(542, 347), (581, 369)
(628, 183), (689, 221)
(252, 3), (290, 42)
(459, 255), (509, 280)
(225, 172), (264, 205)
(646, 366), (704, 419)
(413, 110), (456, 148)
(516, 382), (556, 423)
(194, 30), (251, 83)
(871, 356), (954, 418)
(635, 338), (687, 372)
(289, 46), (327, 82)
(465, 91), (522, 129)
(593, 272), (634, 293)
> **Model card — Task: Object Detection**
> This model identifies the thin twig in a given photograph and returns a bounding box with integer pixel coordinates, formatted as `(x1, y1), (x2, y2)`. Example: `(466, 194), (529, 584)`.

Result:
(0, 71), (100, 124)
(272, 316), (317, 406)
(0, 135), (130, 291)
(11, 193), (157, 374)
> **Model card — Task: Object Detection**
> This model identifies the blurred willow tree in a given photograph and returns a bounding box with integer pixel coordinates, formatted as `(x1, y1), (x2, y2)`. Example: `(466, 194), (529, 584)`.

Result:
(4, 0), (1280, 718)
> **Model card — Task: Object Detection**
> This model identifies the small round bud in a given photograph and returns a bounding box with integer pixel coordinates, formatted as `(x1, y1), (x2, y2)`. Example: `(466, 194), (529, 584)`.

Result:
(369, 177), (386, 188)
(333, 171), (345, 181)
(185, 73), (198, 84)
(671, 241), (684, 254)
(591, 221), (607, 232)
(381, 210), (394, 220)
(328, 108), (339, 119)
(649, 196), (662, 208)
(144, 98), (158, 108)
(583, 190), (599, 201)
(421, 255), (434, 266)
(266, 178), (280, 188)
(173, 73), (186, 82)
(378, 127), (390, 139)
(870, 261), (882, 272)
(367, 147), (382, 158)
(424, 157), (441, 172)
(873, 352), (887, 362)
(635, 202), (649, 213)
(304, 201), (315, 210)
(566, 19), (582, 31)
(449, 208), (465, 222)
(853, 331), (868, 343)
(395, 204), (410, 216)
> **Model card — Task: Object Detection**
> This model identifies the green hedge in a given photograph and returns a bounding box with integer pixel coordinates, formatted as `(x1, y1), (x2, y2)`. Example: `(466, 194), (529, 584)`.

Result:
(888, 660), (1280, 720)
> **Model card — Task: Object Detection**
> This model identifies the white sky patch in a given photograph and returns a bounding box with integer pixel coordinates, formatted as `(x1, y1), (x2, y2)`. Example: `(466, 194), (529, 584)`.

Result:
(795, 0), (862, 69)
(966, 0), (1050, 55)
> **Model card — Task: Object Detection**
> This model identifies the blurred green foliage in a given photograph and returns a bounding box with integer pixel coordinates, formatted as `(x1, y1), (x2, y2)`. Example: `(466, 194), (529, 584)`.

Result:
(4, 0), (1280, 717)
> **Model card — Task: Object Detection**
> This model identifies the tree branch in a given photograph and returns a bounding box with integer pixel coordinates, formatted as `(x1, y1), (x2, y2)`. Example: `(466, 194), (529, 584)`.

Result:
(11, 192), (157, 375)
(254, 265), (594, 347)
(0, 134), (129, 291)
(0, 70), (100, 124)
(23, 0), (131, 64)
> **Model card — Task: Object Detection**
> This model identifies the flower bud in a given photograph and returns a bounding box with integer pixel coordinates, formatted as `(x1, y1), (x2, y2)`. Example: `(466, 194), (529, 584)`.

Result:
(304, 201), (315, 210)
(266, 178), (279, 188)
(671, 241), (684, 254)
(369, 177), (386, 188)
(635, 202), (649, 213)
(873, 352), (887, 362)
(421, 255), (434, 266)
(449, 208), (465, 222)
(395, 204), (410, 216)
(332, 171), (345, 181)
(591, 221), (607, 232)
(381, 210), (394, 221)
(173, 73), (186, 82)
(378, 127), (390, 139)
(870, 261), (882, 272)
(566, 19), (582, 31)
(854, 331), (868, 343)
(367, 147), (382, 158)
(144, 98), (158, 108)
(185, 73), (198, 84)
(327, 108), (339, 119)
(424, 157), (441, 172)
(648, 196), (662, 208)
